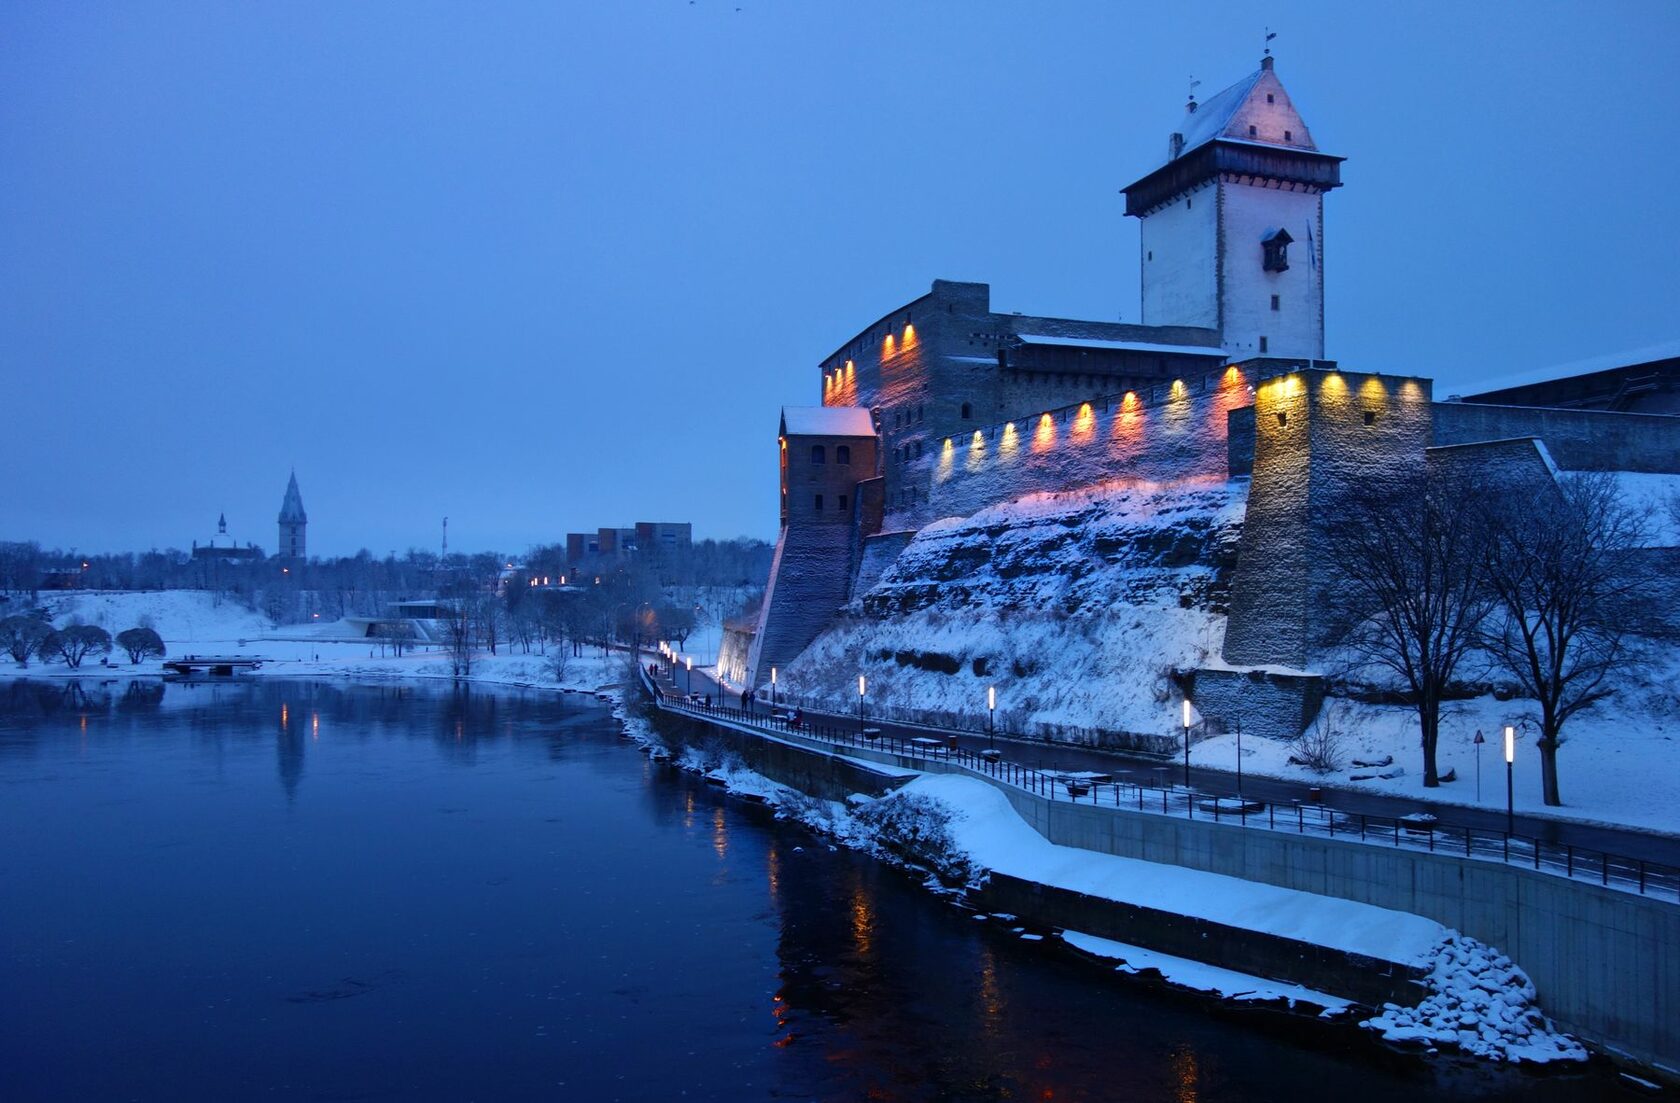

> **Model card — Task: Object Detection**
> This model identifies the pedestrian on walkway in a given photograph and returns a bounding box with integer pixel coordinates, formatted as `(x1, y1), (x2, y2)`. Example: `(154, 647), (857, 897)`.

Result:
(741, 687), (751, 713)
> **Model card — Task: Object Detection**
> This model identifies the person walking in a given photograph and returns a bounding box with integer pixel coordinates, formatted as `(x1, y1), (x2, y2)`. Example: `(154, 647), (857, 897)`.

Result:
(740, 687), (751, 713)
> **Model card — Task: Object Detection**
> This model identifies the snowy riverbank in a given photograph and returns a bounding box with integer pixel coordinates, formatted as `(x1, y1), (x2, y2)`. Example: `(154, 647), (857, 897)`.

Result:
(620, 707), (1588, 1069)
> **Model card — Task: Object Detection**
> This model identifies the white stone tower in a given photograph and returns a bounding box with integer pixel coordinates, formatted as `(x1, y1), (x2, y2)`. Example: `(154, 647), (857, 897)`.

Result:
(278, 471), (307, 559)
(1123, 55), (1343, 360)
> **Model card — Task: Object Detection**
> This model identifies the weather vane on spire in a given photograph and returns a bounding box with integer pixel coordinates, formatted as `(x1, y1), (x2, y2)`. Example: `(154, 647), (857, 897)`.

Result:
(1187, 75), (1201, 109)
(1264, 28), (1278, 57)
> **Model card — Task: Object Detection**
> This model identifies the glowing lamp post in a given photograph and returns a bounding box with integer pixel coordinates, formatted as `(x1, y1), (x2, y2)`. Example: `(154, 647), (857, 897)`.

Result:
(771, 666), (778, 709)
(1181, 698), (1192, 789)
(1473, 729), (1485, 803)
(685, 655), (693, 697)
(987, 685), (997, 750)
(857, 674), (867, 733)
(1504, 724), (1516, 834)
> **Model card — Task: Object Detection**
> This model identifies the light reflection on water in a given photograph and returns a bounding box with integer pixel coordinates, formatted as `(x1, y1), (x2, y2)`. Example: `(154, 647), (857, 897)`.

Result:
(0, 677), (1633, 1103)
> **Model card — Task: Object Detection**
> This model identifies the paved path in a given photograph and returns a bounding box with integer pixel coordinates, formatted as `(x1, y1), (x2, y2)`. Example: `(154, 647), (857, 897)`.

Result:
(651, 654), (1679, 868)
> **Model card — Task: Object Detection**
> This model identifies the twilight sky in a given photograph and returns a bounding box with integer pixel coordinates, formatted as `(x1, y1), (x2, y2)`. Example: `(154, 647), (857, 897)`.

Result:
(4, 1), (1677, 557)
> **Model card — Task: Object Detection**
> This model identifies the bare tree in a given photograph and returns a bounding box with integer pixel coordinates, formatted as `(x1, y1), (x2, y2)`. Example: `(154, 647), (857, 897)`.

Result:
(115, 626), (167, 664)
(1325, 475), (1495, 787)
(441, 603), (473, 678)
(1480, 472), (1653, 806)
(0, 615), (52, 666)
(43, 624), (113, 669)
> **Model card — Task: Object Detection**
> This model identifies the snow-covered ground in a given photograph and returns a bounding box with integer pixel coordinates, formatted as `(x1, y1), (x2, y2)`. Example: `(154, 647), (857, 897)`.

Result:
(13, 590), (632, 695)
(1192, 670), (1680, 835)
(780, 478), (1237, 742)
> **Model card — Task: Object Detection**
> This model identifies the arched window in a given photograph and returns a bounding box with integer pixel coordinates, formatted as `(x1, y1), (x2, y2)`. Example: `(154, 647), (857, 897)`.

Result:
(810, 444), (826, 465)
(960, 402), (972, 419)
(836, 445), (851, 465)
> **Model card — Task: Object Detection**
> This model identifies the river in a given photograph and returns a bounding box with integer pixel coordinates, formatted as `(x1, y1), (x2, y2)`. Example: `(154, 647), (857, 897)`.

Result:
(0, 678), (1634, 1101)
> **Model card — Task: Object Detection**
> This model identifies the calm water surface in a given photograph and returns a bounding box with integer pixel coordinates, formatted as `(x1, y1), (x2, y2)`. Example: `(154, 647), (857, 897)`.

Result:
(0, 678), (1633, 1102)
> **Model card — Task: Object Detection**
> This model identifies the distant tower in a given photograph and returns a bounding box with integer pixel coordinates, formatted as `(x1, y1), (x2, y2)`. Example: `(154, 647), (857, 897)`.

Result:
(278, 471), (307, 559)
(1123, 54), (1343, 360)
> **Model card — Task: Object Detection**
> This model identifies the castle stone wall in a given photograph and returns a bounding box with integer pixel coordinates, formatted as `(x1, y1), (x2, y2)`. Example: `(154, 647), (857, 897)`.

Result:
(1432, 403), (1680, 474)
(921, 364), (1255, 522)
(1223, 369), (1435, 669)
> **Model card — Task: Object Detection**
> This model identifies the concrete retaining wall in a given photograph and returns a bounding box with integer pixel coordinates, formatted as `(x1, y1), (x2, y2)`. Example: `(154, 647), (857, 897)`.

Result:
(995, 788), (1680, 1074)
(978, 873), (1421, 1007)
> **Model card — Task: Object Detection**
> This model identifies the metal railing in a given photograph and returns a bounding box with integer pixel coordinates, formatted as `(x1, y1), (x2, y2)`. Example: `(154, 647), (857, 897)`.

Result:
(641, 668), (1680, 905)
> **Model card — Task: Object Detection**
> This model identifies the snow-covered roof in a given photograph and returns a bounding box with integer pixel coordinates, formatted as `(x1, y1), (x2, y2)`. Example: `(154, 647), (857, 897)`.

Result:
(1016, 333), (1225, 357)
(1456, 339), (1680, 399)
(1170, 64), (1320, 161)
(781, 406), (876, 438)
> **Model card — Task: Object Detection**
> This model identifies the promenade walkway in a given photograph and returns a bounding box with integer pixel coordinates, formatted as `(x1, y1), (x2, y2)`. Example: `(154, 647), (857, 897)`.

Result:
(643, 658), (1680, 904)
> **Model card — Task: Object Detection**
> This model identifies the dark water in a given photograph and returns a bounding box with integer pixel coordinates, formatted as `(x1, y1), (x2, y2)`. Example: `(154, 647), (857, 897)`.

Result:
(0, 678), (1634, 1102)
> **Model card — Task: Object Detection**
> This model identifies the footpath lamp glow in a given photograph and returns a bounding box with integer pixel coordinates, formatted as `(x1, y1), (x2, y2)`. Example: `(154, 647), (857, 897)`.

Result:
(988, 685), (997, 750)
(858, 674), (867, 733)
(771, 666), (778, 709)
(1181, 698), (1192, 789)
(1504, 724), (1516, 834)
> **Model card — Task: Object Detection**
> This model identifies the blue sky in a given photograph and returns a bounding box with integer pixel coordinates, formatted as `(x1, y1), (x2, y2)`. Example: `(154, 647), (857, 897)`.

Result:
(4, 1), (1677, 556)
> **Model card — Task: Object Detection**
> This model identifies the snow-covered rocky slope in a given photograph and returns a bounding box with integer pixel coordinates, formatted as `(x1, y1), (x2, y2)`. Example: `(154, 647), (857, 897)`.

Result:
(779, 477), (1241, 745)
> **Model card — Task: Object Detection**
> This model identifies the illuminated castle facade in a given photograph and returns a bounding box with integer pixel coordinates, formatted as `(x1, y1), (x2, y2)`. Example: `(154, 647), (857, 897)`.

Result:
(743, 58), (1680, 719)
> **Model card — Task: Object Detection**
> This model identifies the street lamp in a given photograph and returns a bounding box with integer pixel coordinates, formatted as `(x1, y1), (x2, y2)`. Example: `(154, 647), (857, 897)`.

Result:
(987, 685), (997, 750)
(1235, 718), (1243, 798)
(770, 666), (778, 709)
(1181, 698), (1192, 789)
(1473, 729), (1485, 803)
(858, 674), (866, 733)
(1504, 723), (1516, 834)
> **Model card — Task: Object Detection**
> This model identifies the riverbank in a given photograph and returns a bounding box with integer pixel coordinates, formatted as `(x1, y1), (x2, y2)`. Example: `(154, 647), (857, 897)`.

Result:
(620, 699), (1602, 1074)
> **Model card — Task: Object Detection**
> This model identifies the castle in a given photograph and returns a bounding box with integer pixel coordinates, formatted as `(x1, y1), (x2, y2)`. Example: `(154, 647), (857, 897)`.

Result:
(741, 56), (1679, 730)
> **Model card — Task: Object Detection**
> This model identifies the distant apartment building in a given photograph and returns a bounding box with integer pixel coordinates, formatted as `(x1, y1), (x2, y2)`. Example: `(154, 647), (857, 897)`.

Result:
(565, 522), (692, 566)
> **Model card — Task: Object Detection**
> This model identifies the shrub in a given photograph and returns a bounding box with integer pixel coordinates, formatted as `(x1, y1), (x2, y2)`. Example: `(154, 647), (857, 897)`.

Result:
(855, 793), (973, 884)
(1292, 700), (1348, 775)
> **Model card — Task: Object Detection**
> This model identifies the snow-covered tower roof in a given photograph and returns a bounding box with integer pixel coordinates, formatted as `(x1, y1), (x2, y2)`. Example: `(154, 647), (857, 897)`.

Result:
(1168, 56), (1320, 162)
(1123, 56), (1342, 217)
(278, 471), (307, 524)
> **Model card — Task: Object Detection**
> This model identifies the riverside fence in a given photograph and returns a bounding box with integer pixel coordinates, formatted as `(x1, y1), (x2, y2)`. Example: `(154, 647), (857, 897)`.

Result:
(642, 669), (1680, 905)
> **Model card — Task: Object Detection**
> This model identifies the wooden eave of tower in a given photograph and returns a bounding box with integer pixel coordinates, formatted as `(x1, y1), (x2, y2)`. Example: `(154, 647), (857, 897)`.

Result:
(1123, 140), (1345, 217)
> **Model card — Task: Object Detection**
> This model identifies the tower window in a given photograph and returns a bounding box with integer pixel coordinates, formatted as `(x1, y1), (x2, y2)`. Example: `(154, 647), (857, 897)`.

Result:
(839, 494), (849, 511)
(1262, 228), (1293, 272)
(1266, 93), (1274, 104)
(810, 444), (826, 465)
(1271, 294), (1280, 311)
(1276, 412), (1288, 427)
(1284, 129), (1293, 141)
(1363, 411), (1377, 427)
(836, 444), (851, 465)
(1148, 250), (1153, 261)
(1248, 125), (1257, 137)
(961, 402), (972, 419)
(814, 494), (824, 511)
(1259, 336), (1269, 353)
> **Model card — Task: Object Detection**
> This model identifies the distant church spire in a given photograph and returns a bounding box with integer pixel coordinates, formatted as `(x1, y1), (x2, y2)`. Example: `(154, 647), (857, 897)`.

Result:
(278, 471), (307, 559)
(218, 512), (227, 535)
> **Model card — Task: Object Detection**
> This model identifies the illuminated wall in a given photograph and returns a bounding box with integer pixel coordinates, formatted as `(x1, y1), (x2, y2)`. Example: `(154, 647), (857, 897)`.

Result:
(920, 364), (1257, 522)
(1221, 368), (1434, 669)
